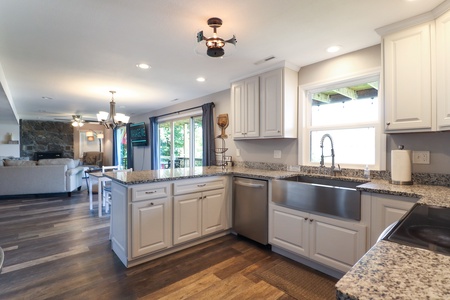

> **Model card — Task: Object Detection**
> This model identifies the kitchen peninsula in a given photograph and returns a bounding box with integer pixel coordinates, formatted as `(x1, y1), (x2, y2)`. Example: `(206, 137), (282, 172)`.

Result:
(104, 166), (297, 268)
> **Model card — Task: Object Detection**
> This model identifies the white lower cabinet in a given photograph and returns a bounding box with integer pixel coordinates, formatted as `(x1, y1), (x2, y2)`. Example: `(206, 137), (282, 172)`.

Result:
(269, 204), (367, 273)
(131, 196), (172, 258)
(173, 180), (227, 245)
(369, 192), (417, 246)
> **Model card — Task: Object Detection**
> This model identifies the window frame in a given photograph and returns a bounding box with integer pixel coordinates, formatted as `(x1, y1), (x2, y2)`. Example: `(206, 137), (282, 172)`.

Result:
(157, 109), (202, 169)
(298, 68), (386, 170)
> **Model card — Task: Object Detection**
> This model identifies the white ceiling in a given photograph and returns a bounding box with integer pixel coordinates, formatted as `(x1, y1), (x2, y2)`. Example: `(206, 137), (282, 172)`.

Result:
(0, 0), (446, 125)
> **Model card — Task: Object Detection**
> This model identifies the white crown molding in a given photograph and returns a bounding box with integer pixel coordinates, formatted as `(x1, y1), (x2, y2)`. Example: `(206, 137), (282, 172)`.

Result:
(376, 0), (450, 36)
(375, 12), (434, 36)
(230, 60), (300, 83)
(433, 0), (450, 18)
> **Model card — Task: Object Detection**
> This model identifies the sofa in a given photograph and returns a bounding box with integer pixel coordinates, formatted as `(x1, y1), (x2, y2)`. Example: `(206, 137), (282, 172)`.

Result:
(0, 158), (86, 196)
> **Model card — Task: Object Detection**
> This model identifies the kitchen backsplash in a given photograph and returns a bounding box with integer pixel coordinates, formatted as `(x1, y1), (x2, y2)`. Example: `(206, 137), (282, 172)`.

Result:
(233, 161), (450, 187)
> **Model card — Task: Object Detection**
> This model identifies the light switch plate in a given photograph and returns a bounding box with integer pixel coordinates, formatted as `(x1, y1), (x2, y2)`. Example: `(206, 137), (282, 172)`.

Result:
(412, 151), (430, 164)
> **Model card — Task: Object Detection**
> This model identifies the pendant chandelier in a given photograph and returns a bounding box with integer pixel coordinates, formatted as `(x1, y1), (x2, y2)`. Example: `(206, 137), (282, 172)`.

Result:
(97, 91), (130, 129)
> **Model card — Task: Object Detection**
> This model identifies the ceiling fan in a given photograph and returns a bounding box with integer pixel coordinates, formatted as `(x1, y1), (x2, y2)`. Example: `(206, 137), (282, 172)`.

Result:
(53, 114), (98, 126)
(196, 17), (237, 58)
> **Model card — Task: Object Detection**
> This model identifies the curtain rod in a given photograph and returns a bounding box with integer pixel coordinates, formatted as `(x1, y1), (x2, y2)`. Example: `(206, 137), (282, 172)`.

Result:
(153, 102), (214, 119)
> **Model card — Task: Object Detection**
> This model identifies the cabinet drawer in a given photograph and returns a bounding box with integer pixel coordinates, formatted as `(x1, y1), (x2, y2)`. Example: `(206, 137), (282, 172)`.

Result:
(173, 177), (226, 195)
(131, 183), (170, 202)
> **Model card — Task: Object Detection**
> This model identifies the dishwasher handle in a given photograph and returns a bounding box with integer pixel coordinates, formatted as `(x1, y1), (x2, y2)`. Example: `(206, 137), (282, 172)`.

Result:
(234, 180), (265, 188)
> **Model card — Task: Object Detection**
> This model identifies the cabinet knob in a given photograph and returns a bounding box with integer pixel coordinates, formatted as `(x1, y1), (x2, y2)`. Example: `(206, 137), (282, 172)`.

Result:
(309, 219), (314, 223)
(150, 202), (154, 206)
(386, 122), (390, 126)
(305, 217), (308, 221)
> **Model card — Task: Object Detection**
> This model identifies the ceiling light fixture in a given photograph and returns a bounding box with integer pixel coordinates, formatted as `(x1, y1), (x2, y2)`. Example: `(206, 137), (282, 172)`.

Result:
(196, 77), (206, 82)
(136, 63), (150, 69)
(197, 17), (237, 58)
(326, 45), (342, 53)
(97, 91), (130, 129)
(71, 115), (85, 127)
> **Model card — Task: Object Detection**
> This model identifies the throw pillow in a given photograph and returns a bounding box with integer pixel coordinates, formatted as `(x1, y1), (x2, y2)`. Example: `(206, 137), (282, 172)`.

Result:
(38, 158), (74, 168)
(4, 160), (37, 166)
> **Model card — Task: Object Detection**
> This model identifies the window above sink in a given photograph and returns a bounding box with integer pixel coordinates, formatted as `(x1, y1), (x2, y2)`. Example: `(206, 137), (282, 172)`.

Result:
(299, 70), (386, 171)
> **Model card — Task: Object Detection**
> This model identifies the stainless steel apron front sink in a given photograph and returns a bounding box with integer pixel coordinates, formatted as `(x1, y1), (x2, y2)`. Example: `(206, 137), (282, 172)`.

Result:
(272, 176), (363, 221)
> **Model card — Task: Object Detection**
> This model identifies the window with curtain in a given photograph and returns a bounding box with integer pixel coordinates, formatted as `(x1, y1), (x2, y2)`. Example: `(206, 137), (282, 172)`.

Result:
(158, 114), (203, 169)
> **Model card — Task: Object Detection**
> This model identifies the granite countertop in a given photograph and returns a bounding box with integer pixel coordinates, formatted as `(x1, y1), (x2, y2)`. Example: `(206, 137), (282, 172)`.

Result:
(103, 166), (370, 185)
(336, 240), (450, 300)
(103, 166), (299, 184)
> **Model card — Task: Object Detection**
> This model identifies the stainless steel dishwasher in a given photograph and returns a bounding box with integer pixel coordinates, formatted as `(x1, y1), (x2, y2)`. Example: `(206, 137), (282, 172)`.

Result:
(233, 177), (268, 245)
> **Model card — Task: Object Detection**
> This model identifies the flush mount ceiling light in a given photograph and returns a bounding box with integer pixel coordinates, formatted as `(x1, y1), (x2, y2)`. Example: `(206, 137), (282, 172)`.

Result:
(326, 45), (342, 53)
(71, 115), (85, 127)
(97, 91), (130, 129)
(196, 17), (237, 58)
(136, 63), (150, 69)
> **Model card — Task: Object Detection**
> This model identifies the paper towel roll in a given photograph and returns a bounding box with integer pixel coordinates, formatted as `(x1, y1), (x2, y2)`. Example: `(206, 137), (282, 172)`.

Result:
(391, 150), (412, 185)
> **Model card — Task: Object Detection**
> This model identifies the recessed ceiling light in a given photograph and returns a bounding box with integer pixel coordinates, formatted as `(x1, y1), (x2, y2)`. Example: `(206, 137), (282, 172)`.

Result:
(196, 77), (206, 82)
(136, 63), (150, 69)
(326, 45), (342, 53)
(41, 96), (53, 100)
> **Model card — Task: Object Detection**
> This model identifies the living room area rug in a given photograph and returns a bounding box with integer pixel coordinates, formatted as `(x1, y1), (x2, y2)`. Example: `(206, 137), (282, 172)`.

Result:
(255, 260), (338, 300)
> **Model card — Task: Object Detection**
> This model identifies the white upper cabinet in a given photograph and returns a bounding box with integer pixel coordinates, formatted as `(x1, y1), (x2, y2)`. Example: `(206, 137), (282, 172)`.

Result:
(231, 76), (260, 139)
(381, 5), (450, 133)
(383, 21), (434, 132)
(231, 66), (298, 139)
(437, 10), (450, 130)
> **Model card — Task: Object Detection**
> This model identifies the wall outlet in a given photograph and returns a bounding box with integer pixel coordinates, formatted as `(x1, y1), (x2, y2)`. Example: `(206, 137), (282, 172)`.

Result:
(274, 150), (282, 159)
(412, 151), (430, 164)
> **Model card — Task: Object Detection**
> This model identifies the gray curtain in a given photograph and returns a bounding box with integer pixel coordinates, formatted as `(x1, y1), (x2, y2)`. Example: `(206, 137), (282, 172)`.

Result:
(202, 102), (216, 166)
(149, 117), (159, 170)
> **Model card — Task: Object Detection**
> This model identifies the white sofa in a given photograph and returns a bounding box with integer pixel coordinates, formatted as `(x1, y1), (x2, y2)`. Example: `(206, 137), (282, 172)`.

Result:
(0, 158), (86, 196)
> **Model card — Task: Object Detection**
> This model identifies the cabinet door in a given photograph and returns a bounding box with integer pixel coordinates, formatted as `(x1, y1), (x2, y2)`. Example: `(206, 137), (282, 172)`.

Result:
(260, 68), (283, 137)
(384, 22), (434, 132)
(309, 214), (366, 273)
(244, 76), (260, 138)
(202, 189), (227, 235)
(437, 10), (450, 130)
(231, 80), (246, 138)
(131, 197), (172, 258)
(269, 204), (309, 256)
(231, 76), (259, 139)
(173, 193), (202, 245)
(370, 193), (416, 246)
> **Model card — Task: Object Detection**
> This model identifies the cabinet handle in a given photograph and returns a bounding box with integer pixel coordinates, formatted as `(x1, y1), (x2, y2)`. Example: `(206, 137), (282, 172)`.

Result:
(198, 197), (202, 200)
(197, 184), (206, 187)
(145, 191), (157, 194)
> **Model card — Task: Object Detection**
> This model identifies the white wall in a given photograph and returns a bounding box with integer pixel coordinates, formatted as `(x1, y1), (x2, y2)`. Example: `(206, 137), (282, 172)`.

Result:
(0, 124), (20, 157)
(130, 43), (449, 174)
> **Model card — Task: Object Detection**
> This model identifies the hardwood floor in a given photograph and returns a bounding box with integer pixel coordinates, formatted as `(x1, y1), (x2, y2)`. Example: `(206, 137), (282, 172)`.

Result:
(0, 191), (338, 300)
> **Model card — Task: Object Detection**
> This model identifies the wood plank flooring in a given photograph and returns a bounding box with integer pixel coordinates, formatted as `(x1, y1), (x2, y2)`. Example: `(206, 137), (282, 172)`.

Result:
(0, 190), (338, 299)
